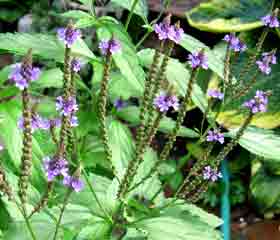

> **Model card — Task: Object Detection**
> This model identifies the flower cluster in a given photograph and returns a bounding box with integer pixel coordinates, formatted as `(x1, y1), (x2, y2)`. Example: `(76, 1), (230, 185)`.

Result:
(188, 50), (208, 69)
(203, 166), (222, 182)
(207, 89), (224, 100)
(71, 58), (82, 73)
(261, 14), (279, 28)
(57, 26), (81, 47)
(256, 51), (277, 75)
(243, 90), (269, 114)
(18, 114), (50, 132)
(43, 156), (83, 192)
(99, 38), (121, 55)
(154, 18), (184, 44)
(56, 96), (78, 117)
(9, 63), (40, 90)
(223, 34), (246, 52)
(153, 92), (179, 112)
(206, 129), (224, 144)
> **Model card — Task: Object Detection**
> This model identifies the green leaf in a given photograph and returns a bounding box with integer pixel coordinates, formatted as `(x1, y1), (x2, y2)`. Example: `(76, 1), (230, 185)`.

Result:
(186, 0), (272, 32)
(134, 215), (222, 240)
(0, 8), (24, 22)
(0, 33), (95, 62)
(228, 127), (280, 161)
(110, 0), (148, 22)
(138, 48), (208, 112)
(116, 106), (199, 138)
(61, 10), (93, 19)
(250, 163), (280, 215)
(32, 68), (63, 89)
(96, 21), (145, 97)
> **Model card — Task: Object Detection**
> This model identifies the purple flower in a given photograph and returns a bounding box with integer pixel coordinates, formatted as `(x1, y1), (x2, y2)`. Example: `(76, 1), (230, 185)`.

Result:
(56, 96), (78, 116)
(70, 115), (78, 127)
(168, 24), (184, 44)
(188, 51), (208, 69)
(154, 22), (171, 41)
(114, 98), (128, 111)
(18, 114), (50, 132)
(9, 63), (40, 90)
(43, 156), (69, 182)
(0, 143), (4, 152)
(261, 15), (279, 28)
(203, 166), (222, 182)
(49, 118), (62, 128)
(207, 89), (224, 100)
(256, 52), (277, 75)
(223, 34), (246, 52)
(243, 90), (269, 114)
(206, 129), (224, 144)
(71, 58), (82, 73)
(63, 175), (84, 192)
(57, 27), (81, 47)
(98, 38), (121, 55)
(153, 92), (179, 112)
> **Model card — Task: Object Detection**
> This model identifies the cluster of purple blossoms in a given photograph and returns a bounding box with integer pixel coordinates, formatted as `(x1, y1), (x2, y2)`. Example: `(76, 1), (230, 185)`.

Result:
(18, 114), (50, 132)
(71, 58), (82, 73)
(207, 89), (224, 100)
(57, 27), (81, 47)
(261, 14), (279, 28)
(43, 156), (83, 192)
(256, 52), (277, 75)
(206, 129), (224, 144)
(154, 20), (184, 44)
(223, 34), (247, 52)
(56, 96), (78, 117)
(243, 90), (268, 114)
(63, 175), (84, 192)
(203, 166), (222, 182)
(99, 38), (121, 55)
(153, 93), (179, 112)
(187, 51), (208, 69)
(9, 63), (40, 90)
(114, 98), (128, 111)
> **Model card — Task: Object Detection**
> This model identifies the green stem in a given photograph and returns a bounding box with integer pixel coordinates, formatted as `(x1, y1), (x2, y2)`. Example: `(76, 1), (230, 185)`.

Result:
(124, 0), (140, 31)
(53, 190), (72, 240)
(83, 170), (113, 223)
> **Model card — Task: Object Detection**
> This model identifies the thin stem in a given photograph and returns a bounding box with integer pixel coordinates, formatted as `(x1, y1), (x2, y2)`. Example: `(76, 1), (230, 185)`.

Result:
(82, 170), (113, 223)
(124, 0), (140, 31)
(53, 190), (72, 240)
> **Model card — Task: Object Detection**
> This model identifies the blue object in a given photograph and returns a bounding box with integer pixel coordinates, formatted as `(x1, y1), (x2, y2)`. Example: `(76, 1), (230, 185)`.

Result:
(221, 159), (230, 240)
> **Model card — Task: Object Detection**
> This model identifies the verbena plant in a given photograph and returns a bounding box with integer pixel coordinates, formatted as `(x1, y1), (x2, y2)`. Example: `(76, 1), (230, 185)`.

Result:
(0, 3), (279, 239)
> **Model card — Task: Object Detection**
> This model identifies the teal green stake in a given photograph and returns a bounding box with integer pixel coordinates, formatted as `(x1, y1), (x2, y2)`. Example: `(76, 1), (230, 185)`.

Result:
(221, 159), (230, 240)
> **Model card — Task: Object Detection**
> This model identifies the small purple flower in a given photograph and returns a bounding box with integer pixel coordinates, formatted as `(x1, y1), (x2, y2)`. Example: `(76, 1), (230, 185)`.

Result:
(114, 98), (128, 111)
(223, 34), (246, 52)
(99, 38), (121, 55)
(63, 175), (84, 192)
(207, 89), (224, 100)
(43, 156), (69, 182)
(18, 114), (50, 132)
(0, 143), (4, 152)
(168, 24), (184, 44)
(256, 51), (277, 75)
(188, 51), (208, 69)
(153, 93), (179, 112)
(71, 58), (82, 73)
(203, 166), (222, 182)
(206, 129), (224, 144)
(9, 63), (40, 90)
(261, 15), (279, 28)
(57, 26), (81, 47)
(154, 22), (171, 41)
(49, 118), (62, 128)
(243, 90), (269, 114)
(70, 115), (78, 127)
(56, 96), (78, 116)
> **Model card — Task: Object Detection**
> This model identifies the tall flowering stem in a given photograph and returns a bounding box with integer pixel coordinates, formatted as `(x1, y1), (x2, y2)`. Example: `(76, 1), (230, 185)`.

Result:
(18, 50), (33, 207)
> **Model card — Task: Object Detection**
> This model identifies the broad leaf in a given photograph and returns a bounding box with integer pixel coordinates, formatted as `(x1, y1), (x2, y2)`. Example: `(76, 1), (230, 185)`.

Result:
(0, 33), (95, 62)
(186, 0), (272, 32)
